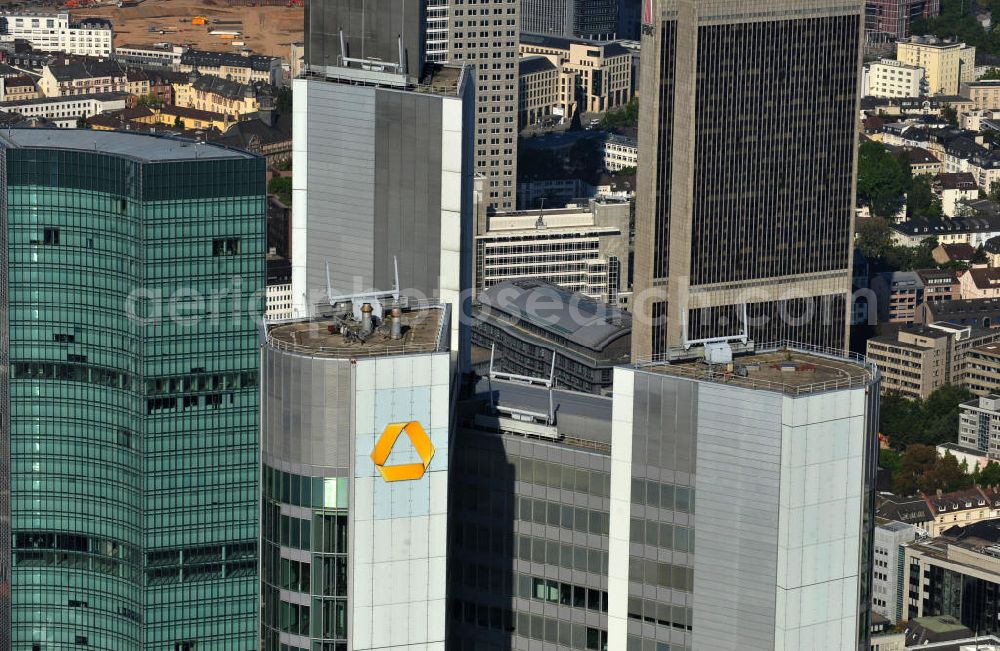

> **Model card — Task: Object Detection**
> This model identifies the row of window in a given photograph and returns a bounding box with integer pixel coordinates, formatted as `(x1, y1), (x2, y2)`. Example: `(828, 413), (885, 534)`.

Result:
(631, 477), (695, 514)
(262, 465), (349, 510)
(627, 595), (693, 632)
(451, 598), (608, 650)
(262, 504), (348, 555)
(629, 518), (695, 553)
(456, 444), (611, 497)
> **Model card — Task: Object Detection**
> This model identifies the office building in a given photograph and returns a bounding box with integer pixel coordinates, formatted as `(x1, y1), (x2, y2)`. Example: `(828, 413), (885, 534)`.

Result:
(602, 134), (637, 172)
(903, 519), (1000, 634)
(450, 340), (880, 649)
(2, 130), (265, 648)
(473, 279), (631, 394)
(261, 300), (452, 650)
(897, 37), (975, 96)
(294, 0), (475, 364)
(865, 0), (940, 42)
(871, 270), (924, 324)
(866, 322), (1000, 399)
(447, 0), (519, 210)
(874, 519), (920, 623)
(475, 199), (631, 303)
(864, 58), (926, 98)
(632, 0), (864, 357)
(0, 12), (111, 57)
(113, 43), (188, 69)
(517, 55), (559, 127)
(520, 0), (618, 39)
(0, 92), (128, 124)
(179, 49), (283, 86)
(965, 342), (1000, 396)
(38, 58), (127, 98)
(448, 377), (614, 651)
(959, 394), (1000, 458)
(916, 295), (1000, 328)
(519, 34), (633, 117)
(426, 0), (450, 63)
(962, 79), (1000, 111)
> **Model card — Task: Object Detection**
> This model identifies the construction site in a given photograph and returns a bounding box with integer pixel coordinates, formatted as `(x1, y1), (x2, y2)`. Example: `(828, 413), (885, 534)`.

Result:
(64, 0), (303, 59)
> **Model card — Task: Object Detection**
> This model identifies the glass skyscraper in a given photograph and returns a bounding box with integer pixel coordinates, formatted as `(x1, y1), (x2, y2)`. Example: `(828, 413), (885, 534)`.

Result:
(1, 130), (265, 649)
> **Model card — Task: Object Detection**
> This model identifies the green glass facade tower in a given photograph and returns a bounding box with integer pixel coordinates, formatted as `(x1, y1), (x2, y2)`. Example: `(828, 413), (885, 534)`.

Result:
(0, 130), (265, 649)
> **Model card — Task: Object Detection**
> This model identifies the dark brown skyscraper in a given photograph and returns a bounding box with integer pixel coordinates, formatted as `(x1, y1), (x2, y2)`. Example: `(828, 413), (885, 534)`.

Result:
(631, 0), (865, 360)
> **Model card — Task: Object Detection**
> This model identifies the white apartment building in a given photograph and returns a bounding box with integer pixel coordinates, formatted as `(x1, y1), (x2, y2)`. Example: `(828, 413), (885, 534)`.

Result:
(959, 394), (1000, 459)
(865, 58), (926, 98)
(873, 520), (920, 623)
(425, 0), (449, 63)
(476, 198), (631, 305)
(0, 13), (112, 57)
(603, 134), (637, 171)
(0, 92), (127, 122)
(114, 43), (187, 69)
(264, 283), (293, 320)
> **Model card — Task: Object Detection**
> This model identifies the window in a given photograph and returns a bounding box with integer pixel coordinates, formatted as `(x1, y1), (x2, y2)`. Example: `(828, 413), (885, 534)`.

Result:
(212, 237), (240, 256)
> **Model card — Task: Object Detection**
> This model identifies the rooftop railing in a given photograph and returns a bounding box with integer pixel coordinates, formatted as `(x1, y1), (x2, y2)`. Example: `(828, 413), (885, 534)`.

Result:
(633, 340), (880, 397)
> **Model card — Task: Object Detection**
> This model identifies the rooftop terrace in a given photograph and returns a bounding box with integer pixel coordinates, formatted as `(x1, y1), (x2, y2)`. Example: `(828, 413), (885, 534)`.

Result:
(636, 342), (876, 396)
(266, 303), (448, 359)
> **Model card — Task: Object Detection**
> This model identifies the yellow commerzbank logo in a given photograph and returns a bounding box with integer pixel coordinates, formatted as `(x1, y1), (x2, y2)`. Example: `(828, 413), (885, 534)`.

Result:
(371, 421), (435, 482)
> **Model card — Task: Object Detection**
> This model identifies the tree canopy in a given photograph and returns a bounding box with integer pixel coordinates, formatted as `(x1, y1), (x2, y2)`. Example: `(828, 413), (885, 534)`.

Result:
(268, 176), (292, 205)
(880, 385), (975, 450)
(857, 141), (909, 218)
(907, 175), (943, 219)
(882, 445), (1000, 497)
(913, 0), (1000, 56)
(599, 98), (638, 130)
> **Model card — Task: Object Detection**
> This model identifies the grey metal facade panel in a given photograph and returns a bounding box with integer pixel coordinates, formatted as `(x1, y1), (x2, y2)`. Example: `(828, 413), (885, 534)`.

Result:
(305, 81), (376, 298)
(692, 383), (782, 651)
(261, 345), (353, 477)
(629, 372), (697, 479)
(373, 87), (443, 298)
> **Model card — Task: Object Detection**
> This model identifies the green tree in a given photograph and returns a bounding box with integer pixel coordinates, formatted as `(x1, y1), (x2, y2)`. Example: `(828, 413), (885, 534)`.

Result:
(990, 180), (1000, 203)
(268, 176), (292, 205)
(907, 175), (943, 219)
(856, 218), (894, 260)
(922, 384), (975, 445)
(599, 98), (639, 130)
(275, 86), (292, 114)
(919, 451), (972, 493)
(880, 448), (902, 476)
(942, 104), (958, 127)
(895, 444), (938, 496)
(881, 236), (938, 272)
(857, 141), (908, 218)
(136, 93), (159, 108)
(983, 67), (1000, 81)
(976, 460), (1000, 487)
(881, 384), (974, 449)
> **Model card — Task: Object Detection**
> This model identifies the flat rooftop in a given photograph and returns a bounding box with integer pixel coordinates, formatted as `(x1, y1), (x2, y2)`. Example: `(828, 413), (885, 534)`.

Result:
(266, 304), (447, 358)
(0, 128), (254, 163)
(640, 344), (874, 396)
